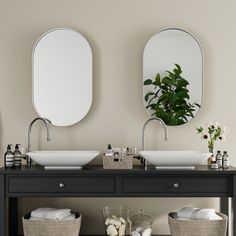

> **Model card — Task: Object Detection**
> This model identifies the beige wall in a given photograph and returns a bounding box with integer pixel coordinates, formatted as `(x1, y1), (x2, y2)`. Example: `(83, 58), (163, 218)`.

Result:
(0, 0), (235, 234)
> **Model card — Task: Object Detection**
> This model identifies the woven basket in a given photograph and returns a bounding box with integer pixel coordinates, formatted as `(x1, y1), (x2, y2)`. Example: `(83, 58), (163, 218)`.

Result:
(22, 213), (81, 236)
(103, 155), (133, 169)
(168, 212), (227, 236)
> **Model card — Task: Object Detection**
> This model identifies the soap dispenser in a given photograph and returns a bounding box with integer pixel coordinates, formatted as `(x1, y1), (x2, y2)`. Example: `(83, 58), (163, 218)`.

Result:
(105, 144), (113, 156)
(13, 144), (22, 167)
(4, 144), (14, 168)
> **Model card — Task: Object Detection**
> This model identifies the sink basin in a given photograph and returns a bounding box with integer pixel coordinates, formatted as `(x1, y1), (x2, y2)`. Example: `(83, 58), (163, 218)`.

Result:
(27, 151), (100, 169)
(139, 151), (211, 169)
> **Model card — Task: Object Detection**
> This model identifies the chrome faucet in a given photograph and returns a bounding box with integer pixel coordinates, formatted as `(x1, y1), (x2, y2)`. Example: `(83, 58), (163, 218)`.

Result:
(27, 117), (51, 166)
(142, 117), (168, 151)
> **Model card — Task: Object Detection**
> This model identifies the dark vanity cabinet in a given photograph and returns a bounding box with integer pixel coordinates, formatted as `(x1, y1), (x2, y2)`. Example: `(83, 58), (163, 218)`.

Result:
(0, 165), (236, 236)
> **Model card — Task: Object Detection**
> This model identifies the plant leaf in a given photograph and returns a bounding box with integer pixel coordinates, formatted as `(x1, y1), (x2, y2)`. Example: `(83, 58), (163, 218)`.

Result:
(162, 77), (171, 85)
(166, 71), (175, 79)
(153, 73), (161, 86)
(146, 104), (156, 110)
(174, 64), (182, 75)
(144, 92), (155, 102)
(177, 91), (190, 99)
(176, 78), (189, 87)
(174, 109), (187, 118)
(144, 79), (153, 85)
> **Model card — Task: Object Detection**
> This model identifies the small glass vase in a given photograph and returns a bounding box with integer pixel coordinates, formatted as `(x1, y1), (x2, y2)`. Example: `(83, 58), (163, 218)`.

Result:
(101, 206), (130, 236)
(207, 143), (215, 167)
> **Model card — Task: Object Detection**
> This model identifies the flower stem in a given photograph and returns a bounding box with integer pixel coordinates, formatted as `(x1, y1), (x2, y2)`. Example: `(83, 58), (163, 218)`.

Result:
(208, 140), (215, 154)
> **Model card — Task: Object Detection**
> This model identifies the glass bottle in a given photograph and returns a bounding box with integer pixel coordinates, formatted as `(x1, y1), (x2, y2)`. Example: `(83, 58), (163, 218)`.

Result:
(13, 144), (22, 167)
(222, 151), (229, 169)
(4, 144), (14, 168)
(106, 144), (113, 156)
(215, 150), (222, 168)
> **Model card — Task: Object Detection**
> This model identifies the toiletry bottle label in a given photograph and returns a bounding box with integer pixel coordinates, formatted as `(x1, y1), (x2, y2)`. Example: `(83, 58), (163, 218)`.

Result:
(216, 151), (222, 168)
(216, 159), (222, 168)
(5, 153), (14, 167)
(211, 161), (219, 169)
(14, 153), (22, 167)
(223, 158), (230, 169)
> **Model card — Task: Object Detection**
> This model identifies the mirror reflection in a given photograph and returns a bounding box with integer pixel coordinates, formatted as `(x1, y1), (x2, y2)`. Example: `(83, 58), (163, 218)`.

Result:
(143, 28), (203, 126)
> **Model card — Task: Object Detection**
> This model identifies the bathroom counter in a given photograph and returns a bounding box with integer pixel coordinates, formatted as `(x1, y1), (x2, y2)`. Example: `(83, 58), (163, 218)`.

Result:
(0, 165), (236, 235)
(2, 164), (236, 174)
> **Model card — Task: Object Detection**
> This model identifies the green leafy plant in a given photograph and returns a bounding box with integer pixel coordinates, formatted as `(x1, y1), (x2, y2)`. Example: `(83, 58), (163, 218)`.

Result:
(144, 64), (200, 126)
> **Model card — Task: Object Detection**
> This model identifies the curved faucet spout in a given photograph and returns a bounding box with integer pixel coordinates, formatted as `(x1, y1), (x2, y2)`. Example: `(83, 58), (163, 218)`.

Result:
(27, 117), (51, 166)
(142, 117), (168, 151)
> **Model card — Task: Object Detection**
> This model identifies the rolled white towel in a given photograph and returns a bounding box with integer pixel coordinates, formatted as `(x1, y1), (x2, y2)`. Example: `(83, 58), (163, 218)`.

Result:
(177, 207), (197, 219)
(210, 213), (222, 220)
(192, 208), (222, 220)
(63, 213), (76, 220)
(31, 208), (71, 220)
(30, 213), (76, 221)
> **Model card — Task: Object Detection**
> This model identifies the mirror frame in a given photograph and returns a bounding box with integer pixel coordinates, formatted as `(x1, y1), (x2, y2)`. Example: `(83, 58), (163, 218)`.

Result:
(32, 28), (93, 126)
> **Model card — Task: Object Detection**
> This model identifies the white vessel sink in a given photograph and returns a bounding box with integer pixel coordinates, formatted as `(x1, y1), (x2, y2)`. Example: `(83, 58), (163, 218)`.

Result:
(139, 151), (211, 169)
(27, 151), (100, 169)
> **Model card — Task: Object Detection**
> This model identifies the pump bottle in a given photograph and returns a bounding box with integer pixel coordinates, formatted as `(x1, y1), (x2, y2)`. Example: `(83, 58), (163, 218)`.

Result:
(13, 144), (22, 167)
(4, 144), (14, 168)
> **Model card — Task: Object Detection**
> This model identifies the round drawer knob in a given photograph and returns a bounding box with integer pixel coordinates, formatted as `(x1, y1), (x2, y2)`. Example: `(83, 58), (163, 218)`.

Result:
(173, 183), (179, 188)
(59, 183), (65, 188)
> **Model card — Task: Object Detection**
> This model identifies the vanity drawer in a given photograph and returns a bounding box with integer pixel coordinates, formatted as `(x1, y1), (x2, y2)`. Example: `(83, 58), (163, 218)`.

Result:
(8, 176), (115, 193)
(123, 176), (229, 194)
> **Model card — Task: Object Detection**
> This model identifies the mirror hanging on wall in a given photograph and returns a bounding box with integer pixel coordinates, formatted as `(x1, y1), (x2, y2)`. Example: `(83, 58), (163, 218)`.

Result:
(32, 28), (93, 126)
(143, 28), (203, 126)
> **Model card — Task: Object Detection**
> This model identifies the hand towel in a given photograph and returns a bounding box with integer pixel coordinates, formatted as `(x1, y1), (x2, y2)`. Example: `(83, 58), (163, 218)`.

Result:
(31, 208), (71, 220)
(62, 213), (76, 220)
(192, 208), (222, 220)
(177, 207), (197, 219)
(30, 213), (76, 221)
(177, 207), (222, 220)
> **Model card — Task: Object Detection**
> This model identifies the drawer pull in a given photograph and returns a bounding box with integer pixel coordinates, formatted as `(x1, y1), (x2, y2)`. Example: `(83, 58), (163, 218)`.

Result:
(173, 183), (179, 188)
(59, 183), (65, 188)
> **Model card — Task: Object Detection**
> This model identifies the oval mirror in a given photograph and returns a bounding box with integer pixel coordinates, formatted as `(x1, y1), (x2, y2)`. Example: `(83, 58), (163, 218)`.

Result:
(33, 28), (92, 126)
(143, 28), (203, 126)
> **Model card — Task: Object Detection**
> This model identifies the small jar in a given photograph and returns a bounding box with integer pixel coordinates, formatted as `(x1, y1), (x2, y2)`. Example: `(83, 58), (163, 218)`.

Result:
(128, 209), (154, 236)
(211, 161), (219, 169)
(208, 154), (215, 167)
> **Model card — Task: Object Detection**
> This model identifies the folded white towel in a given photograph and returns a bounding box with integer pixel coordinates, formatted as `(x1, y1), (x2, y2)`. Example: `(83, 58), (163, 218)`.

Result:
(63, 213), (76, 220)
(177, 207), (197, 219)
(192, 208), (222, 220)
(30, 213), (76, 221)
(177, 207), (222, 220)
(31, 208), (71, 220)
